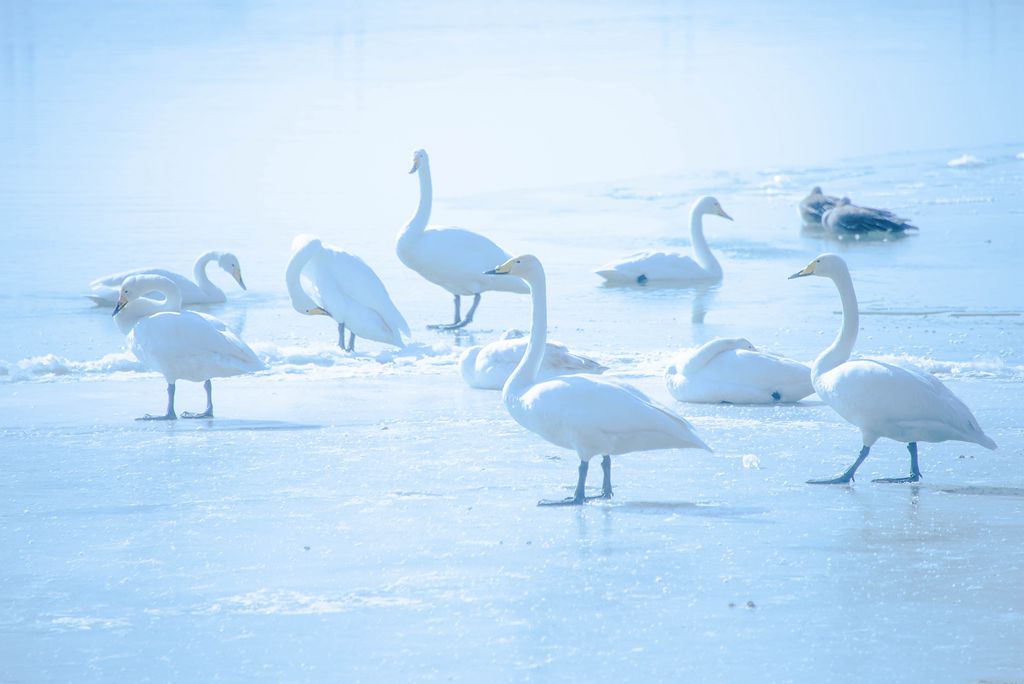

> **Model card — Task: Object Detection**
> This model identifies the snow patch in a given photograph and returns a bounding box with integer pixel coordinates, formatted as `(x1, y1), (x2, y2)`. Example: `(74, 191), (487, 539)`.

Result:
(206, 589), (421, 616)
(947, 154), (985, 168)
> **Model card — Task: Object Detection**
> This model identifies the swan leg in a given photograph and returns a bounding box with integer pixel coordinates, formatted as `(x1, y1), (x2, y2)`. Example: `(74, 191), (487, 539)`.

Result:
(538, 460), (588, 506)
(138, 382), (177, 421)
(337, 323), (346, 349)
(346, 332), (356, 352)
(181, 380), (214, 419)
(427, 295), (462, 330)
(807, 445), (870, 485)
(586, 455), (613, 501)
(873, 442), (923, 483)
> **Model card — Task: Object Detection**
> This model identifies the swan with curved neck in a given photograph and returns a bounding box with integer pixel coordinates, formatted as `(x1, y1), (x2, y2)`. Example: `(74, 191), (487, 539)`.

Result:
(487, 254), (710, 505)
(89, 251), (247, 305)
(112, 274), (264, 420)
(459, 332), (607, 390)
(397, 149), (528, 329)
(789, 253), (996, 483)
(665, 337), (813, 404)
(286, 234), (409, 351)
(595, 196), (732, 284)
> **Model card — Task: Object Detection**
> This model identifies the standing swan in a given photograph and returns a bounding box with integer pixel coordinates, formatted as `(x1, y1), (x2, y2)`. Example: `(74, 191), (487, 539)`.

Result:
(89, 251), (247, 305)
(789, 254), (996, 483)
(488, 254), (710, 505)
(398, 149), (528, 329)
(594, 196), (732, 284)
(286, 235), (409, 351)
(665, 337), (813, 404)
(113, 275), (265, 420)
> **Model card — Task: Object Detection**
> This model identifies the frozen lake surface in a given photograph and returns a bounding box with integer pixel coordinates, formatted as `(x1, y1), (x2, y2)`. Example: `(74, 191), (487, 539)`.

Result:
(2, 1), (1023, 681)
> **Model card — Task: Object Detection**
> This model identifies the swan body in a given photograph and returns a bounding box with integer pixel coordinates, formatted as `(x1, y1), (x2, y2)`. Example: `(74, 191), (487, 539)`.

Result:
(789, 253), (995, 484)
(89, 251), (246, 305)
(113, 275), (265, 419)
(799, 186), (840, 225)
(459, 331), (607, 390)
(665, 337), (813, 404)
(286, 235), (409, 350)
(595, 196), (732, 284)
(488, 254), (709, 505)
(398, 149), (528, 329)
(821, 198), (917, 235)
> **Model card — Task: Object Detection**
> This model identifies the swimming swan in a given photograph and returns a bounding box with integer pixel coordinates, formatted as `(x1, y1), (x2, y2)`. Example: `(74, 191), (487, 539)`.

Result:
(487, 254), (710, 505)
(286, 235), (409, 351)
(789, 253), (996, 483)
(459, 331), (607, 390)
(821, 198), (917, 235)
(89, 251), (246, 305)
(112, 274), (265, 420)
(398, 149), (528, 329)
(595, 196), (732, 285)
(665, 337), (813, 404)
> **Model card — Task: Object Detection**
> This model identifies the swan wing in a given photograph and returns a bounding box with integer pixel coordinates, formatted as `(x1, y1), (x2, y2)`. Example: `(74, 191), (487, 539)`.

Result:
(91, 268), (205, 301)
(826, 204), (916, 233)
(595, 251), (708, 282)
(407, 227), (530, 295)
(129, 311), (264, 382)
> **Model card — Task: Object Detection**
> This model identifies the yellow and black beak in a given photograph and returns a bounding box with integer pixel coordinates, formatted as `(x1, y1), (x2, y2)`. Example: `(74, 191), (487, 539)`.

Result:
(718, 208), (734, 221)
(484, 257), (516, 275)
(112, 296), (127, 316)
(788, 261), (816, 280)
(309, 306), (330, 316)
(233, 268), (247, 291)
(409, 157), (420, 174)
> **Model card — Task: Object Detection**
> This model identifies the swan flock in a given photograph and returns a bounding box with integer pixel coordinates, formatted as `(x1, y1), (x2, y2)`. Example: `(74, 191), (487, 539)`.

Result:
(90, 150), (997, 504)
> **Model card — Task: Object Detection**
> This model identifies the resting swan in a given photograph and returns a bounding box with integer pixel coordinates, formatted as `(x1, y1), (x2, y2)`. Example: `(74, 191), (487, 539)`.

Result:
(397, 149), (528, 329)
(113, 275), (265, 420)
(595, 196), (732, 284)
(487, 254), (710, 505)
(459, 331), (607, 390)
(799, 186), (840, 225)
(665, 337), (813, 404)
(789, 253), (996, 483)
(89, 251), (246, 305)
(821, 198), (917, 235)
(286, 235), (409, 351)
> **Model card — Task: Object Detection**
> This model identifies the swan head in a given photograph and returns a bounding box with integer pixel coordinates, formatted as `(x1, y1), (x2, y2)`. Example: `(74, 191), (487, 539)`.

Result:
(112, 274), (175, 316)
(788, 253), (848, 280)
(694, 196), (733, 221)
(838, 197), (851, 206)
(485, 254), (544, 279)
(810, 186), (823, 194)
(217, 252), (246, 290)
(409, 149), (429, 174)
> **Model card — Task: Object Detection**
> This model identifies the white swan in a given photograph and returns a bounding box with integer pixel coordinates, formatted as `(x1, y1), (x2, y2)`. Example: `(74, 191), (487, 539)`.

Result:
(665, 337), (814, 404)
(789, 253), (996, 483)
(398, 149), (529, 329)
(594, 196), (732, 284)
(89, 251), (246, 305)
(112, 274), (265, 420)
(459, 330), (607, 390)
(286, 235), (409, 351)
(487, 254), (710, 505)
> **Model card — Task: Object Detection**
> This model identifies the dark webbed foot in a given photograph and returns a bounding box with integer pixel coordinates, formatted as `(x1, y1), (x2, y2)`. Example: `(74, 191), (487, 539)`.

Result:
(137, 412), (176, 421)
(538, 496), (585, 507)
(180, 410), (214, 419)
(428, 319), (471, 331)
(872, 474), (921, 484)
(808, 446), (870, 485)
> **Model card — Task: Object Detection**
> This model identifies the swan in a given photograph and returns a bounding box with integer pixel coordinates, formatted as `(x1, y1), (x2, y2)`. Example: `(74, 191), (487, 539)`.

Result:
(665, 337), (814, 404)
(286, 235), (409, 351)
(397, 149), (529, 329)
(789, 253), (996, 483)
(487, 254), (710, 505)
(594, 196), (732, 285)
(821, 198), (918, 235)
(89, 251), (246, 305)
(799, 186), (840, 225)
(459, 330), (607, 390)
(112, 274), (265, 420)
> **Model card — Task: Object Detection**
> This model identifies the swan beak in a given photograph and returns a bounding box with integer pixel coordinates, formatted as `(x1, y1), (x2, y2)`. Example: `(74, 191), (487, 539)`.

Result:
(409, 158), (420, 174)
(233, 269), (247, 291)
(309, 306), (330, 316)
(485, 257), (516, 275)
(717, 208), (733, 221)
(788, 262), (816, 279)
(112, 297), (127, 316)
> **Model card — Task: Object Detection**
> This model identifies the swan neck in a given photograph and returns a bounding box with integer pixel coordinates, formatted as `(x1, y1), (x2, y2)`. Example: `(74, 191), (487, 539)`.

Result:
(401, 160), (432, 244)
(153, 280), (183, 312)
(503, 270), (547, 399)
(690, 209), (721, 277)
(813, 269), (859, 377)
(285, 242), (317, 313)
(193, 251), (222, 295)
